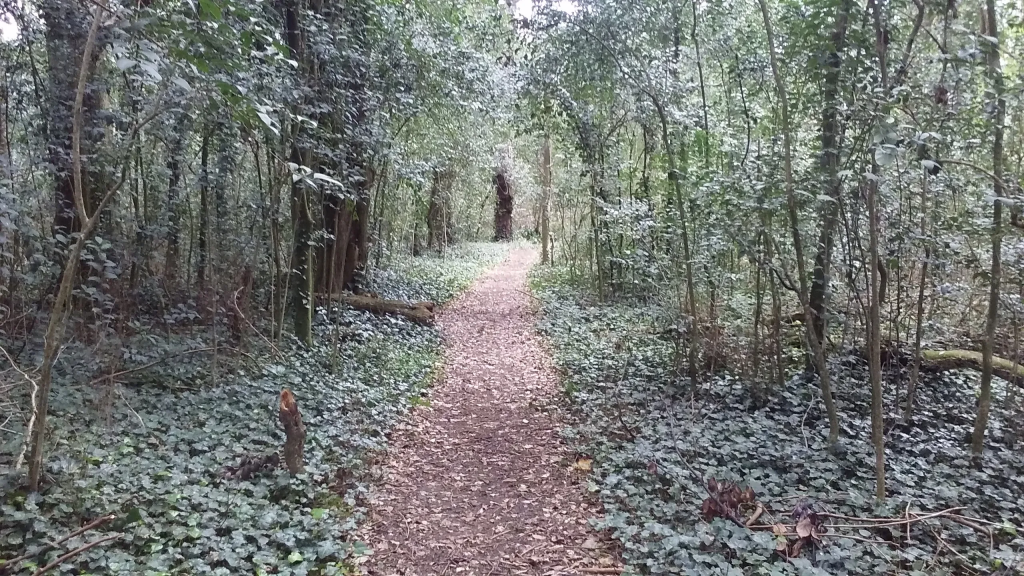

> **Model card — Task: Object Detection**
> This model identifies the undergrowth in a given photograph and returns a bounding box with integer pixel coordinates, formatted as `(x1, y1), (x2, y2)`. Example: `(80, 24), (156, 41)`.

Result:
(0, 242), (508, 575)
(365, 242), (514, 303)
(531, 265), (1024, 576)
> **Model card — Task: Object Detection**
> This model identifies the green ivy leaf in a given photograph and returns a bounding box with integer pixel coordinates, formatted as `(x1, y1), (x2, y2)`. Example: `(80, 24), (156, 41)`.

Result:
(198, 0), (222, 22)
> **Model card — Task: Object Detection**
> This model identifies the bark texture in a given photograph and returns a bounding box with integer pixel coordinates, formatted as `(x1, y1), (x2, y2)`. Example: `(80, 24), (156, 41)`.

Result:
(279, 389), (306, 475)
(493, 170), (513, 241)
(320, 293), (435, 325)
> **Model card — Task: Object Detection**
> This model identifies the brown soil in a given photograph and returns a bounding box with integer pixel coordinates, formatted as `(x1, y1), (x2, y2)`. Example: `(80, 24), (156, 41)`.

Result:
(361, 247), (619, 576)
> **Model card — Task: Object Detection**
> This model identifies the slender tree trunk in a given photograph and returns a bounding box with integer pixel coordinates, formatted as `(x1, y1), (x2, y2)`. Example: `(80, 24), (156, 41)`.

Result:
(318, 193), (351, 293)
(904, 167), (930, 421)
(651, 97), (698, 380)
(0, 78), (10, 182)
(290, 156), (313, 346)
(282, 0), (312, 346)
(757, 0), (841, 446)
(540, 134), (552, 264)
(769, 243), (785, 389)
(867, 176), (886, 501)
(426, 167), (454, 252)
(867, 0), (889, 498)
(27, 0), (113, 490)
(971, 0), (1005, 455)
(808, 0), (851, 362)
(164, 116), (188, 290)
(267, 141), (284, 340)
(196, 127), (210, 294)
(751, 232), (765, 394)
(346, 182), (371, 289)
(690, 0), (709, 168)
(41, 0), (106, 264)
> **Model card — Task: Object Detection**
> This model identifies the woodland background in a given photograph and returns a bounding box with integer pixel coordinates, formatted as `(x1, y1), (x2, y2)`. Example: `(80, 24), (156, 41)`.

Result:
(1, 0), (1024, 573)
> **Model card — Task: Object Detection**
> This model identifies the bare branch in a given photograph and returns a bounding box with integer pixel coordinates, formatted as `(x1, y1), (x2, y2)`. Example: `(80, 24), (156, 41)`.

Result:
(29, 534), (121, 576)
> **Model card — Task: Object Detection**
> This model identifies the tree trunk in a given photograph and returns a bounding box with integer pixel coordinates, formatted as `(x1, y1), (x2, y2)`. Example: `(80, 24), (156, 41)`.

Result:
(164, 113), (189, 290)
(690, 0), (709, 169)
(321, 293), (435, 325)
(318, 194), (351, 294)
(867, 0), (889, 499)
(27, 0), (108, 490)
(426, 167), (455, 251)
(918, 350), (1024, 385)
(904, 166), (930, 421)
(279, 389), (306, 474)
(290, 152), (314, 346)
(971, 0), (1005, 455)
(282, 0), (313, 346)
(651, 96), (698, 382)
(41, 0), (106, 254)
(0, 76), (11, 181)
(494, 170), (513, 241)
(196, 127), (210, 294)
(267, 140), (285, 340)
(867, 176), (886, 501)
(540, 134), (552, 264)
(807, 0), (851, 362)
(751, 232), (764, 393)
(345, 187), (370, 290)
(757, 0), (841, 447)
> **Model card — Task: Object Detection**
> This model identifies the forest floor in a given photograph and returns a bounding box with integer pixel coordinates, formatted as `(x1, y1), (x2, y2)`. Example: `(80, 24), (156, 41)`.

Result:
(530, 265), (1024, 575)
(0, 243), (512, 575)
(362, 248), (619, 576)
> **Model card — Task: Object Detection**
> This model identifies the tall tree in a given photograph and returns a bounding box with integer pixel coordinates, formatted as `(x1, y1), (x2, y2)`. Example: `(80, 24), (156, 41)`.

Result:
(757, 0), (841, 447)
(540, 133), (552, 264)
(970, 0), (1006, 455)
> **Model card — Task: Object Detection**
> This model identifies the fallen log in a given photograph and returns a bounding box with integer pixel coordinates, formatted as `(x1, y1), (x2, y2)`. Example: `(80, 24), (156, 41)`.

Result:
(921, 349), (1024, 387)
(319, 293), (435, 325)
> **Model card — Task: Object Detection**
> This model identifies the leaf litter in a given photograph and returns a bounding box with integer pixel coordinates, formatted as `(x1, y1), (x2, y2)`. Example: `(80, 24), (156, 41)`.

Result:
(362, 248), (619, 576)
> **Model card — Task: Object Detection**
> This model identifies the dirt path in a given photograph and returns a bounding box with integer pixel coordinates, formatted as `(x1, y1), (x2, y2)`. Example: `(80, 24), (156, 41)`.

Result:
(362, 248), (616, 576)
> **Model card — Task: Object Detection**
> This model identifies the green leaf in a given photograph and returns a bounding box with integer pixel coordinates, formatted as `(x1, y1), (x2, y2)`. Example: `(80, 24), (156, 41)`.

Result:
(256, 111), (279, 136)
(126, 507), (143, 524)
(874, 145), (897, 167)
(198, 0), (222, 21)
(287, 551), (303, 564)
(311, 508), (326, 520)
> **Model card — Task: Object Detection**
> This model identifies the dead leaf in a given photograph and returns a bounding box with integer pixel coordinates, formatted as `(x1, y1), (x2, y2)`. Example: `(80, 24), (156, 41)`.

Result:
(796, 517), (814, 539)
(573, 457), (593, 472)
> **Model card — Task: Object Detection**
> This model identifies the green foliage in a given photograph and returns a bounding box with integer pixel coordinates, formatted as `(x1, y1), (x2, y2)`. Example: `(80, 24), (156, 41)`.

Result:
(0, 247), (505, 574)
(532, 266), (1024, 575)
(367, 242), (512, 304)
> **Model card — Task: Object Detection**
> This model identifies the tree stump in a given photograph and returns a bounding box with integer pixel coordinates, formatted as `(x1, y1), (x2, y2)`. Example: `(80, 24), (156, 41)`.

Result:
(279, 389), (306, 474)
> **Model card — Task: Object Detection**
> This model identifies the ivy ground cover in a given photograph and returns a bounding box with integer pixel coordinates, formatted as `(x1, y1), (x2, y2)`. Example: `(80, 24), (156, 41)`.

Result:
(531, 267), (1024, 576)
(0, 243), (508, 575)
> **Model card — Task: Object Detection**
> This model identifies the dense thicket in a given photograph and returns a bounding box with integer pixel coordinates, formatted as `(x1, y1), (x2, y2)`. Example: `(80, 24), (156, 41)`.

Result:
(522, 0), (1022, 471)
(522, 0), (1023, 571)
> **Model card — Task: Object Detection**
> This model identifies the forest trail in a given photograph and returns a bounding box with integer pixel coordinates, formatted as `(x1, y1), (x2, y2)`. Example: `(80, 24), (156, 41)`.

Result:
(363, 247), (615, 576)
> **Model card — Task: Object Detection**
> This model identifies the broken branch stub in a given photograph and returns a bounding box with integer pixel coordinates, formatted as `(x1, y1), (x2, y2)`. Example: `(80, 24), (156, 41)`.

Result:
(279, 389), (306, 474)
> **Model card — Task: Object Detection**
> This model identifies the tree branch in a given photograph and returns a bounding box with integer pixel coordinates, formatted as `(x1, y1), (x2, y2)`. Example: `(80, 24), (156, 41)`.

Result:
(29, 534), (120, 576)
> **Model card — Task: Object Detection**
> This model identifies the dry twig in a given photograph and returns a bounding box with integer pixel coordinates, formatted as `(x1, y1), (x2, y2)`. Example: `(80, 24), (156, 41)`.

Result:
(29, 534), (121, 576)
(1, 514), (115, 573)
